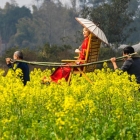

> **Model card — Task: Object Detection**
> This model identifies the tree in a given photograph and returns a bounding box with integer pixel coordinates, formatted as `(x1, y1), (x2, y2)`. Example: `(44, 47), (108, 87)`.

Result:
(38, 43), (73, 62)
(33, 0), (44, 9)
(10, 0), (18, 7)
(9, 17), (46, 48)
(70, 0), (77, 11)
(125, 0), (140, 44)
(0, 3), (32, 45)
(88, 0), (135, 44)
(10, 0), (81, 49)
(78, 0), (108, 9)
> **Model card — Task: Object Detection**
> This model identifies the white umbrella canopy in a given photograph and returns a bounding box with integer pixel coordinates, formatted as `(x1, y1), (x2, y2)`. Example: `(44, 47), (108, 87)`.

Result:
(76, 17), (109, 45)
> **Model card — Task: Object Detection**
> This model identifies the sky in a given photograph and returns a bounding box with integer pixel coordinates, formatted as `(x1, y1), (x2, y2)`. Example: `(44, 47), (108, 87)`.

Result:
(0, 0), (69, 9)
(1, 0), (33, 8)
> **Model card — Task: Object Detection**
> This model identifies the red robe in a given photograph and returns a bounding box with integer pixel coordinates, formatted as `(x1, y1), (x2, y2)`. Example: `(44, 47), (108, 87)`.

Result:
(50, 37), (89, 82)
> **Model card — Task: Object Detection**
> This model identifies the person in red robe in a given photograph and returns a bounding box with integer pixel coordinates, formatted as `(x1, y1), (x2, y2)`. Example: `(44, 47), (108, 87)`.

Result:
(43, 27), (90, 83)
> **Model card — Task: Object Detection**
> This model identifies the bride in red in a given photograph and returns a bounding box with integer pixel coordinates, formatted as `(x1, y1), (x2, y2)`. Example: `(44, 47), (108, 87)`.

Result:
(44, 28), (90, 83)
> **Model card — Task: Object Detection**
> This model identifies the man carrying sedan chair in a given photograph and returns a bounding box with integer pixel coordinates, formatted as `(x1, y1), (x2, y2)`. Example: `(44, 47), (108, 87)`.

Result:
(110, 46), (140, 84)
(6, 51), (30, 86)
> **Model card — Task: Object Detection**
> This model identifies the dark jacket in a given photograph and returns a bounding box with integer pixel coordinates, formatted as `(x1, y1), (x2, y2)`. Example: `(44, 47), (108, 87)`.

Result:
(7, 62), (30, 85)
(121, 57), (140, 83)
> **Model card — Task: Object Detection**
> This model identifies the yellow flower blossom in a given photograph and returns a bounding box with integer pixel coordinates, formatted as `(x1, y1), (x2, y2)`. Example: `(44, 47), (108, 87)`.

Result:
(0, 67), (139, 139)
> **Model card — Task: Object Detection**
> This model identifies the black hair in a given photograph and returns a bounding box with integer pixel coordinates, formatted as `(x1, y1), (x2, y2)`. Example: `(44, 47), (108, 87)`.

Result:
(123, 46), (134, 54)
(14, 51), (23, 59)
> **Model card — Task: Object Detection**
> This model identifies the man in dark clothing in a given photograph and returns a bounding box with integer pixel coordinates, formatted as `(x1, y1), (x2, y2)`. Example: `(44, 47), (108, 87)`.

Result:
(110, 46), (140, 84)
(6, 51), (30, 85)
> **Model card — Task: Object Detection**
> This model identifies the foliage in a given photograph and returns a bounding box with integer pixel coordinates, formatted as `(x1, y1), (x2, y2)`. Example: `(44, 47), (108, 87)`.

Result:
(8, 0), (81, 48)
(9, 18), (40, 48)
(0, 0), (139, 59)
(0, 65), (140, 139)
(38, 43), (74, 62)
(0, 0), (139, 52)
(79, 0), (140, 44)
(97, 46), (122, 69)
(0, 4), (32, 44)
(125, 0), (140, 44)
(89, 0), (134, 44)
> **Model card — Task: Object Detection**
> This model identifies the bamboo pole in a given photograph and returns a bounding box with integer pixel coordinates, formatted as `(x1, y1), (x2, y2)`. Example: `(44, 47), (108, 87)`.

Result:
(12, 52), (138, 67)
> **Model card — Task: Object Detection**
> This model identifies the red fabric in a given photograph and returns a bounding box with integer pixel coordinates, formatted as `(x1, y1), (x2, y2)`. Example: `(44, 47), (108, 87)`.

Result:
(78, 37), (89, 60)
(50, 37), (89, 83)
(50, 64), (71, 83)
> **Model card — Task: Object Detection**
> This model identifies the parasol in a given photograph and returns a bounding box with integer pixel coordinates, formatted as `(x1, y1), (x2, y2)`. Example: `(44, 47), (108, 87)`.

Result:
(76, 17), (109, 45)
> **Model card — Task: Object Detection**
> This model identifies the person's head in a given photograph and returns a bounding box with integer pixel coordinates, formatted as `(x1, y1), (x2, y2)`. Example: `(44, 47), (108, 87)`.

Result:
(123, 46), (134, 55)
(83, 27), (90, 38)
(13, 51), (23, 60)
